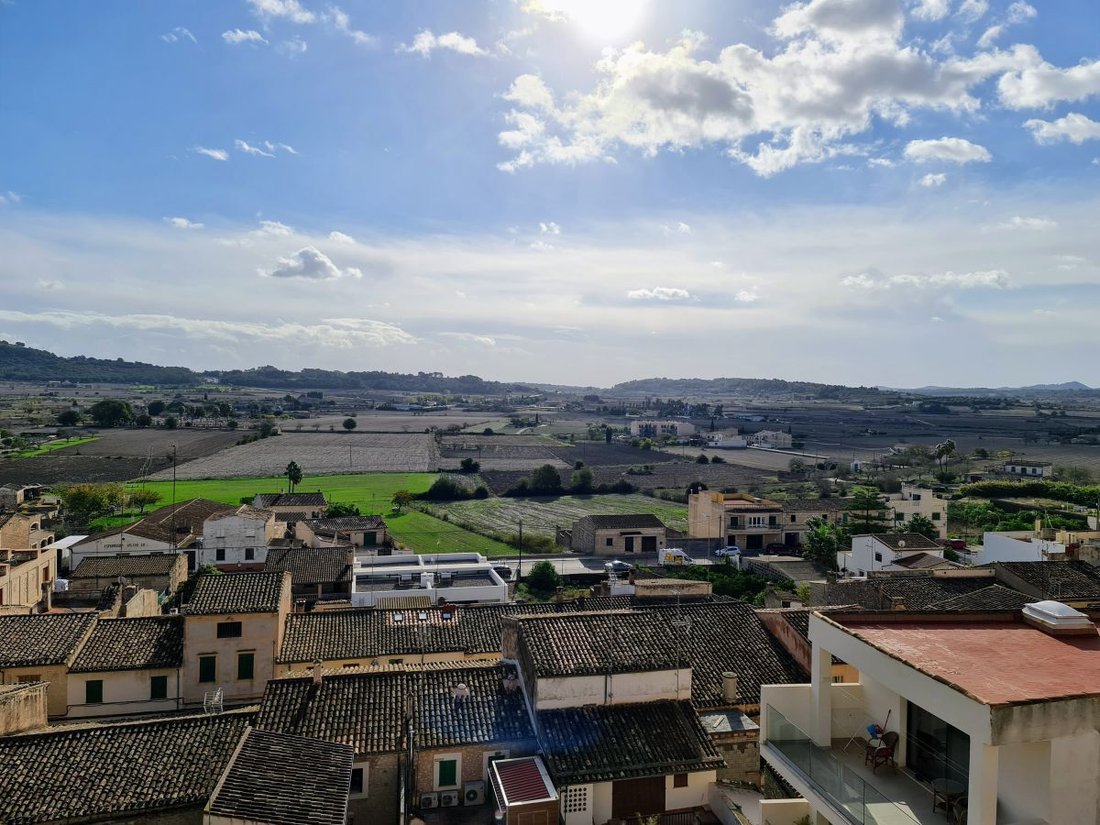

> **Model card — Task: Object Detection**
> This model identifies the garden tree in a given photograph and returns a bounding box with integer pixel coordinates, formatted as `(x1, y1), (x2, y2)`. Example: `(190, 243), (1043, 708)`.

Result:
(164, 415), (179, 430)
(147, 400), (167, 417)
(788, 458), (806, 474)
(422, 476), (470, 501)
(459, 457), (480, 473)
(525, 560), (562, 595)
(285, 461), (303, 493)
(604, 427), (612, 445)
(696, 453), (709, 464)
(570, 467), (594, 494)
(529, 464), (563, 494)
(128, 489), (162, 514)
(227, 419), (238, 429)
(58, 483), (126, 528)
(391, 490), (414, 511)
(343, 417), (357, 432)
(846, 485), (890, 534)
(803, 516), (843, 571)
(134, 413), (152, 427)
(905, 513), (939, 540)
(57, 409), (81, 427)
(325, 501), (361, 518)
(88, 398), (134, 428)
(934, 439), (957, 469)
(1055, 465), (1093, 485)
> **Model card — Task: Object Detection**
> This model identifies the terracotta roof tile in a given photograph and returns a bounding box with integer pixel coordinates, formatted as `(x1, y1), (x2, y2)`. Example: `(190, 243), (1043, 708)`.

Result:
(183, 571), (289, 614)
(574, 514), (666, 530)
(265, 546), (351, 585)
(70, 616), (184, 673)
(70, 553), (182, 579)
(0, 613), (97, 668)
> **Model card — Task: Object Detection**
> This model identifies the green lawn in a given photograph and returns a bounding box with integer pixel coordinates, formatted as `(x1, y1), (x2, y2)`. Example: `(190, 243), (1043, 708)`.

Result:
(127, 472), (513, 556)
(14, 436), (98, 458)
(89, 513), (144, 531)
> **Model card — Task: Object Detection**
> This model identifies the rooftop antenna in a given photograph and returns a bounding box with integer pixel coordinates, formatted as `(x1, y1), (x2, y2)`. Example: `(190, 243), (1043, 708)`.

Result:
(203, 687), (223, 715)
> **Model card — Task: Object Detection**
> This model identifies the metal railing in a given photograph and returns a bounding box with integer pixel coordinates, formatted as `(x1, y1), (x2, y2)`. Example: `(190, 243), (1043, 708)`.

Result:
(765, 706), (920, 825)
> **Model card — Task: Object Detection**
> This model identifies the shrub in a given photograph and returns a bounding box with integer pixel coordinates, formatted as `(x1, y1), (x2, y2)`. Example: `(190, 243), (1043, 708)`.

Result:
(420, 476), (472, 501)
(525, 560), (562, 594)
(473, 486), (489, 499)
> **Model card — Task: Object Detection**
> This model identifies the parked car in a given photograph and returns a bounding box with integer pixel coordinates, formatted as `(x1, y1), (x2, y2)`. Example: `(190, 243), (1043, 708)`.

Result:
(714, 545), (742, 558)
(604, 559), (635, 573)
(492, 564), (512, 580)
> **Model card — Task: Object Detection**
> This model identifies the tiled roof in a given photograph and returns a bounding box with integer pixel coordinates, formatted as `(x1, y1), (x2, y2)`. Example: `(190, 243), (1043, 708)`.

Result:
(0, 613), (97, 668)
(74, 499), (234, 548)
(207, 504), (274, 522)
(183, 571), (289, 614)
(990, 560), (1100, 600)
(869, 533), (943, 551)
(0, 709), (254, 825)
(206, 728), (352, 825)
(302, 515), (386, 532)
(820, 575), (1001, 611)
(890, 552), (957, 570)
(70, 616), (184, 673)
(70, 553), (182, 579)
(265, 546), (351, 585)
(278, 597), (632, 664)
(574, 514), (667, 530)
(926, 585), (1036, 611)
(256, 662), (535, 756)
(255, 493), (327, 508)
(744, 559), (829, 584)
(538, 700), (725, 784)
(510, 600), (806, 706)
(275, 511), (309, 522)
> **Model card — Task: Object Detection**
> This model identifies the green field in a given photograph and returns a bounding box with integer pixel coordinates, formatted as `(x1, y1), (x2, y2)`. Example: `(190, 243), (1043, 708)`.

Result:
(421, 494), (689, 541)
(14, 436), (98, 458)
(127, 472), (514, 556)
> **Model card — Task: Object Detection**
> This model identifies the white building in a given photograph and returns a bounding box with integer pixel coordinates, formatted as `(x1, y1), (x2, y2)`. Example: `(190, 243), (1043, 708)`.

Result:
(1003, 461), (1053, 478)
(350, 552), (508, 607)
(200, 504), (280, 569)
(885, 483), (949, 539)
(760, 601), (1100, 825)
(705, 431), (748, 449)
(839, 533), (945, 577)
(975, 531), (1066, 565)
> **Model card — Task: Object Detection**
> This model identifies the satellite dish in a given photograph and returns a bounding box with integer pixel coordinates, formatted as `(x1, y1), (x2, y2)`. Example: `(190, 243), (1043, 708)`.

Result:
(897, 540), (906, 548)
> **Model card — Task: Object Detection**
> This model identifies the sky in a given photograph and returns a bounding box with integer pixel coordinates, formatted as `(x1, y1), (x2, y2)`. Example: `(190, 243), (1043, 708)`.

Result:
(1, 0), (1099, 389)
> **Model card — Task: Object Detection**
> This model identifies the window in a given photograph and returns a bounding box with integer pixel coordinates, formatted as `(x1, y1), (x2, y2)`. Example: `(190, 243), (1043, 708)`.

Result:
(199, 655), (216, 683)
(215, 548), (226, 562)
(874, 552), (882, 562)
(435, 756), (459, 789)
(85, 679), (103, 704)
(790, 514), (796, 523)
(237, 651), (255, 680)
(217, 621), (242, 638)
(350, 766), (367, 796)
(150, 675), (168, 700)
(605, 537), (613, 546)
(932, 512), (941, 521)
(245, 547), (255, 561)
(729, 516), (739, 528)
(832, 675), (844, 684)
(673, 773), (688, 788)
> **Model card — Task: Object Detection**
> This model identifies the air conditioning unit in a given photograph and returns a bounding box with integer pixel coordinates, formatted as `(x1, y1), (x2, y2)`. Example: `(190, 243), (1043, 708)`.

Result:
(440, 791), (460, 807)
(420, 793), (439, 810)
(464, 780), (486, 806)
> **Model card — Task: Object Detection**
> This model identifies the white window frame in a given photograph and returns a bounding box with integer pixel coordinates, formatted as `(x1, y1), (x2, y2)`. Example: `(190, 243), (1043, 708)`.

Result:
(350, 761), (369, 798)
(434, 752), (462, 790)
(482, 750), (510, 782)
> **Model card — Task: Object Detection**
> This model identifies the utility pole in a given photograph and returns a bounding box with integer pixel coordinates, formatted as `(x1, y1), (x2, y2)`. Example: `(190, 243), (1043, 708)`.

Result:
(517, 518), (523, 583)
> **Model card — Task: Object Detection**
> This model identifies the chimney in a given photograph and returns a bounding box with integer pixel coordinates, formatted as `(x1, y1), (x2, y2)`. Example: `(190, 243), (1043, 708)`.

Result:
(312, 659), (324, 685)
(39, 580), (52, 613)
(722, 671), (739, 705)
(453, 683), (470, 702)
(889, 596), (906, 611)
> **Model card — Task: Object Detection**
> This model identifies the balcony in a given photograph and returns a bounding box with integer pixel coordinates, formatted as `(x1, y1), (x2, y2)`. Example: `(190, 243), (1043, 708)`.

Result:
(763, 704), (944, 825)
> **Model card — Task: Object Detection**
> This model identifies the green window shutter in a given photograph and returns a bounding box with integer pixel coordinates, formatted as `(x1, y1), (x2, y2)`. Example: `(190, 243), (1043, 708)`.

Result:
(438, 759), (457, 787)
(238, 652), (255, 680)
(363, 531), (376, 546)
(85, 680), (103, 704)
(199, 655), (216, 683)
(150, 675), (168, 700)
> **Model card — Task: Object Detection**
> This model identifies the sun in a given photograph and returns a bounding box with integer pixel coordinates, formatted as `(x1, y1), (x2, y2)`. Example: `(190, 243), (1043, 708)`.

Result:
(533, 0), (649, 42)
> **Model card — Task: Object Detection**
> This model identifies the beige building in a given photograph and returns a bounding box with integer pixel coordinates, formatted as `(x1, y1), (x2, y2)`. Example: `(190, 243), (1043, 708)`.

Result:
(0, 546), (56, 609)
(0, 512), (54, 550)
(0, 681), (48, 735)
(180, 571), (292, 706)
(748, 430), (794, 449)
(252, 492), (327, 520)
(569, 513), (668, 555)
(66, 616), (184, 718)
(68, 552), (188, 598)
(886, 483), (949, 538)
(689, 491), (785, 551)
(200, 504), (280, 570)
(0, 613), (97, 716)
(629, 419), (697, 438)
(296, 515), (389, 550)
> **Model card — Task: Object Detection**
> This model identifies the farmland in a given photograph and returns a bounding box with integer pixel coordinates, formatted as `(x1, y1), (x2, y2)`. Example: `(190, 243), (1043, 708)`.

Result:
(11, 436), (99, 458)
(144, 433), (440, 480)
(127, 472), (513, 556)
(420, 494), (689, 542)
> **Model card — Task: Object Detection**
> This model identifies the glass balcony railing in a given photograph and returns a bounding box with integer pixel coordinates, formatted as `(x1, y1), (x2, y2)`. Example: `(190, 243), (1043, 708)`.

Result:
(765, 706), (920, 825)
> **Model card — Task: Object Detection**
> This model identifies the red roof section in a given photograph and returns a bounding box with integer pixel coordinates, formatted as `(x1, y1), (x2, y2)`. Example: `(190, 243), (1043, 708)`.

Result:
(493, 757), (555, 806)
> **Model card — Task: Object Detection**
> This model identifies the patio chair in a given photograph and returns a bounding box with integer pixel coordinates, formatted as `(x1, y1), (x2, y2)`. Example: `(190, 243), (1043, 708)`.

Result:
(864, 730), (899, 773)
(950, 797), (967, 825)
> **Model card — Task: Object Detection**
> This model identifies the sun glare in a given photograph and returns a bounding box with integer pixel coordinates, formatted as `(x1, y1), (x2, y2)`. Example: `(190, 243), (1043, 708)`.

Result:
(535, 0), (648, 41)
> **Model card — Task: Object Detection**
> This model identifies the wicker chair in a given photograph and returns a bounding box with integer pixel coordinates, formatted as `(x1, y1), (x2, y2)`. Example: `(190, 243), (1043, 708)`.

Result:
(864, 730), (899, 773)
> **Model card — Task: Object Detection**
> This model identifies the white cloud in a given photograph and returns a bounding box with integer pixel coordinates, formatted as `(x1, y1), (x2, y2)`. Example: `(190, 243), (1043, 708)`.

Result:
(956, 0), (988, 22)
(529, 240), (554, 251)
(773, 0), (904, 44)
(38, 280), (64, 291)
(161, 27), (197, 44)
(999, 216), (1056, 230)
(324, 6), (374, 46)
(539, 221), (561, 234)
(1025, 113), (1100, 145)
(253, 220), (294, 236)
(843, 269), (1010, 289)
(868, 157), (895, 168)
(975, 25), (1003, 49)
(328, 231), (356, 244)
(278, 37), (308, 55)
(627, 287), (692, 301)
(248, 0), (315, 24)
(910, 0), (950, 22)
(222, 29), (268, 45)
(997, 49), (1100, 109)
(261, 246), (362, 280)
(1006, 2), (1037, 24)
(0, 190), (21, 206)
(234, 139), (297, 157)
(976, 3), (1035, 49)
(165, 217), (204, 230)
(735, 289), (760, 303)
(236, 139), (275, 158)
(920, 172), (947, 187)
(904, 137), (991, 164)
(193, 146), (230, 161)
(439, 332), (497, 347)
(399, 30), (487, 57)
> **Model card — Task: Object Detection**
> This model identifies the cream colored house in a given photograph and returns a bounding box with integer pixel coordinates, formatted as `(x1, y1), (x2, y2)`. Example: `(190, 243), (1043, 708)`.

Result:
(0, 546), (55, 609)
(886, 483), (949, 538)
(181, 571), (292, 706)
(200, 504), (279, 570)
(66, 616), (183, 718)
(296, 515), (389, 550)
(760, 603), (1100, 825)
(689, 491), (784, 551)
(570, 513), (667, 555)
(0, 512), (54, 550)
(748, 430), (794, 449)
(0, 613), (97, 716)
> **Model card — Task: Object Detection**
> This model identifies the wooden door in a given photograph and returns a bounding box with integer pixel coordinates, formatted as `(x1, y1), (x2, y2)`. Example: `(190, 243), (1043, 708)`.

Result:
(612, 777), (665, 819)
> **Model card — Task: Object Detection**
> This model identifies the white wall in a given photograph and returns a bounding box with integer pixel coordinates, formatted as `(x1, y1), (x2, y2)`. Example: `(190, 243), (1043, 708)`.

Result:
(1048, 730), (1100, 825)
(534, 669), (691, 710)
(562, 784), (594, 825)
(201, 515), (271, 567)
(664, 770), (713, 810)
(65, 667), (180, 718)
(997, 741), (1050, 823)
(976, 532), (1065, 565)
(70, 536), (173, 568)
(350, 579), (507, 607)
(591, 782), (613, 825)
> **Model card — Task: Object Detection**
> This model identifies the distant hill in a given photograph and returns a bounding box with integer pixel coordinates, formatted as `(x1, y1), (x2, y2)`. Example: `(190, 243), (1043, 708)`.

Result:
(0, 340), (200, 385)
(897, 381), (1095, 397)
(608, 376), (887, 401)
